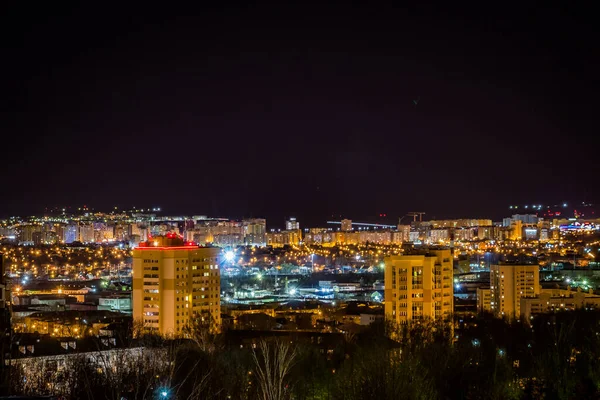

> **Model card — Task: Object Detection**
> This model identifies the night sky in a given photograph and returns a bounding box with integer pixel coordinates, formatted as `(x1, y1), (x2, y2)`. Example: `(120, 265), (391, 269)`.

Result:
(2, 4), (598, 227)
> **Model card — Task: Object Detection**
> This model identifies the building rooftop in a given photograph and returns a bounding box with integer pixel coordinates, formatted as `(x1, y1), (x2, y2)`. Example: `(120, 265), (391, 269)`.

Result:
(136, 233), (198, 249)
(20, 279), (105, 292)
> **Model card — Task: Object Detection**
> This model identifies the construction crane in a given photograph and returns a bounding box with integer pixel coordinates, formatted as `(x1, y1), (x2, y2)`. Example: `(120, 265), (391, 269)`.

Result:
(407, 212), (426, 222)
(398, 212), (426, 224)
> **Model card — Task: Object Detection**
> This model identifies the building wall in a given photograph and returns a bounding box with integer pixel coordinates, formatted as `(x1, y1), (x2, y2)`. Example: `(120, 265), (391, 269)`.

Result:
(99, 297), (132, 311)
(384, 249), (453, 325)
(133, 246), (221, 336)
(359, 313), (384, 326)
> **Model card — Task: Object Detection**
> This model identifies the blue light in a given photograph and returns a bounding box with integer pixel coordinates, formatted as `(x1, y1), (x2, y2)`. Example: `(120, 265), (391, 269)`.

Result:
(224, 251), (235, 262)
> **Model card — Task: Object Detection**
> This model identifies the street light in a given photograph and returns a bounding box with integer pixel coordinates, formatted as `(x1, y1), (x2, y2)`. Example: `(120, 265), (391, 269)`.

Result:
(224, 250), (235, 263)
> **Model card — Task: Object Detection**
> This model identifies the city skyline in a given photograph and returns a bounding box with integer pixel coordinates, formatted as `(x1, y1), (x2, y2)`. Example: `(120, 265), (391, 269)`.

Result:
(3, 3), (600, 396)
(2, 4), (598, 226)
(1, 200), (594, 230)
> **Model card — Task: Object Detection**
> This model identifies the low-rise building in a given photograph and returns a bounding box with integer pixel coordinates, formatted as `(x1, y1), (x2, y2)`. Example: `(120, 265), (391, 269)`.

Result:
(359, 313), (384, 326)
(520, 289), (600, 320)
(476, 287), (491, 313)
(98, 295), (132, 312)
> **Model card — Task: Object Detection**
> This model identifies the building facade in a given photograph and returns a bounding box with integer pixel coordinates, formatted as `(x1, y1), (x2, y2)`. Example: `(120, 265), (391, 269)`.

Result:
(384, 249), (453, 324)
(132, 235), (221, 336)
(242, 218), (267, 246)
(286, 217), (299, 231)
(520, 289), (600, 320)
(396, 225), (411, 242)
(490, 264), (539, 318)
(340, 219), (352, 232)
(266, 230), (302, 247)
(476, 287), (491, 314)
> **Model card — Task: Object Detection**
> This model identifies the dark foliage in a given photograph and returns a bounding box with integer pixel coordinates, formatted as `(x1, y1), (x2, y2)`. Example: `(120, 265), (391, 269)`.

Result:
(5, 310), (600, 399)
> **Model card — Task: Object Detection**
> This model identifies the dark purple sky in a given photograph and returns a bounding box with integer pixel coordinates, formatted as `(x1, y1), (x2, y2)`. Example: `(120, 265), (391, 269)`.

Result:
(2, 4), (598, 227)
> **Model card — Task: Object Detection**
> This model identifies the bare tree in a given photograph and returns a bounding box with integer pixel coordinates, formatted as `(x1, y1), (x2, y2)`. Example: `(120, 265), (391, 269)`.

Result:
(181, 314), (221, 353)
(252, 339), (297, 400)
(173, 359), (213, 400)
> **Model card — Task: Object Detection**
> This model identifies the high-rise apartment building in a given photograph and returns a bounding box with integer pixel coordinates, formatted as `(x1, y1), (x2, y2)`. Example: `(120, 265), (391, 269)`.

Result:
(384, 249), (453, 324)
(114, 224), (127, 241)
(429, 219), (493, 228)
(428, 229), (449, 243)
(186, 220), (244, 246)
(130, 223), (143, 238)
(503, 214), (538, 227)
(509, 220), (523, 240)
(132, 235), (221, 336)
(18, 224), (41, 245)
(341, 219), (352, 232)
(0, 252), (9, 385)
(396, 225), (411, 242)
(0, 252), (6, 309)
(266, 230), (302, 247)
(78, 223), (94, 243)
(243, 218), (266, 246)
(94, 222), (114, 242)
(285, 217), (299, 231)
(63, 224), (78, 244)
(490, 264), (539, 318)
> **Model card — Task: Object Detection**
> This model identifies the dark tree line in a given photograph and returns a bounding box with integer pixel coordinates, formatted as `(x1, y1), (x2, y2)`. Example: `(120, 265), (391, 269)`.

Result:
(5, 310), (600, 399)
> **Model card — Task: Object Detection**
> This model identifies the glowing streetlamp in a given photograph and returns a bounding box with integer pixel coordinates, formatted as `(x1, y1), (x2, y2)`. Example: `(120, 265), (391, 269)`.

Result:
(224, 250), (235, 263)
